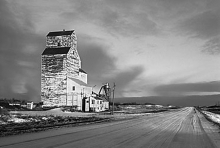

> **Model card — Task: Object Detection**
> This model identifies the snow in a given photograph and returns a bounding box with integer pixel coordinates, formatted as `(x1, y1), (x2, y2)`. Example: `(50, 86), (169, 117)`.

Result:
(125, 106), (136, 109)
(8, 117), (30, 123)
(145, 105), (164, 108)
(155, 105), (163, 108)
(42, 117), (48, 120)
(0, 120), (6, 125)
(202, 111), (220, 124)
(146, 105), (153, 107)
(10, 109), (96, 117)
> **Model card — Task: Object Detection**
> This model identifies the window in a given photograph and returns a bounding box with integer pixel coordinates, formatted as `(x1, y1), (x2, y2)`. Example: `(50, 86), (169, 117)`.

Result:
(57, 42), (61, 46)
(72, 86), (75, 91)
(92, 100), (95, 104)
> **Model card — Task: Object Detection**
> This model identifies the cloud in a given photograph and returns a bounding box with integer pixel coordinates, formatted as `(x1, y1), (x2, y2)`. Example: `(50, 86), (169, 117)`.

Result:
(77, 34), (116, 83)
(105, 66), (144, 97)
(108, 66), (144, 88)
(202, 36), (220, 54)
(154, 81), (220, 96)
(117, 94), (220, 106)
(179, 11), (220, 39)
(78, 34), (145, 97)
(0, 0), (44, 101)
(77, 34), (144, 97)
(159, 0), (220, 55)
(63, 0), (161, 37)
(0, 0), (145, 101)
(177, 9), (220, 54)
(147, 0), (205, 21)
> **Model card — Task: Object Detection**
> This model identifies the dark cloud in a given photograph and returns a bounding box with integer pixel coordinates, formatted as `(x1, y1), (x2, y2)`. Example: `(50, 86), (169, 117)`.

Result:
(115, 67), (143, 87)
(77, 34), (144, 97)
(154, 81), (220, 96)
(0, 0), (44, 101)
(105, 66), (144, 97)
(117, 94), (220, 106)
(77, 34), (116, 83)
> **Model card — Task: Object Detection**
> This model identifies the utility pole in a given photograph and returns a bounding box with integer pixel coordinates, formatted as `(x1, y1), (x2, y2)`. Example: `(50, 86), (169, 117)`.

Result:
(92, 85), (96, 94)
(112, 83), (116, 115)
(72, 93), (73, 107)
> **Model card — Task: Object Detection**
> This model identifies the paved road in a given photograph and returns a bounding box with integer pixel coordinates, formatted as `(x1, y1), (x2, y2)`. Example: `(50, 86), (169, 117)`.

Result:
(1, 107), (220, 148)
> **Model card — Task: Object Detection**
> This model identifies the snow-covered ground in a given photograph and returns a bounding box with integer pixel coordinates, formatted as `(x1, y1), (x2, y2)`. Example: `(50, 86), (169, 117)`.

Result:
(0, 108), (97, 125)
(7, 117), (29, 123)
(202, 111), (220, 124)
(10, 108), (96, 117)
(1, 106), (168, 125)
(0, 120), (6, 124)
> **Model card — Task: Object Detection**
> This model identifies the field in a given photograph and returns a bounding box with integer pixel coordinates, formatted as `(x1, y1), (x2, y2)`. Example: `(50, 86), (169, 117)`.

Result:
(0, 105), (172, 137)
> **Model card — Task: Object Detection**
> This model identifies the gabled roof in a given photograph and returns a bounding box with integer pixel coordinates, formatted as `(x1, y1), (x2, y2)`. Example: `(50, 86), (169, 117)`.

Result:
(94, 96), (109, 102)
(79, 68), (87, 74)
(94, 96), (103, 100)
(42, 47), (70, 55)
(68, 77), (88, 86)
(47, 30), (74, 36)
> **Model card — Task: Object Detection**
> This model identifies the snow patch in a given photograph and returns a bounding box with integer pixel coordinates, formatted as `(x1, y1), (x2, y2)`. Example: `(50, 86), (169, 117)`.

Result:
(155, 105), (163, 108)
(202, 111), (220, 124)
(8, 118), (30, 123)
(0, 120), (6, 125)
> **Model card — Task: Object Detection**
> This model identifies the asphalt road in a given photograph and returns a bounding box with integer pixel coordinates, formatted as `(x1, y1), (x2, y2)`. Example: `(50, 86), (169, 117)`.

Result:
(1, 107), (220, 148)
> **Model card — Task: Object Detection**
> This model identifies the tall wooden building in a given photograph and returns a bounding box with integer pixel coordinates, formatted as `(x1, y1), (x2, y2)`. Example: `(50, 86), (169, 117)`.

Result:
(41, 30), (91, 109)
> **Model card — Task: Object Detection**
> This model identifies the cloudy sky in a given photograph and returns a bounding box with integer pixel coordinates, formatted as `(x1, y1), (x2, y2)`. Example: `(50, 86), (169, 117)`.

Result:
(0, 0), (220, 105)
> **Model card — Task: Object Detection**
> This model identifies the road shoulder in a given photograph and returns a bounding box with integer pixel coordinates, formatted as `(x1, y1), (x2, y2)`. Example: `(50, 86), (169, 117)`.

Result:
(196, 110), (220, 148)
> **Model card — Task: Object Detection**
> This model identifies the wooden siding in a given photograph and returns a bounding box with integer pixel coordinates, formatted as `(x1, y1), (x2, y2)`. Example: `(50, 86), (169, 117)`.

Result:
(46, 34), (76, 48)
(41, 54), (67, 106)
(67, 78), (83, 109)
(65, 47), (81, 78)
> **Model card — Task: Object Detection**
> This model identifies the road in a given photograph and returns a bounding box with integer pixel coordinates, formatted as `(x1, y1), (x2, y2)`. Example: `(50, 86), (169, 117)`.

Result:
(1, 107), (220, 148)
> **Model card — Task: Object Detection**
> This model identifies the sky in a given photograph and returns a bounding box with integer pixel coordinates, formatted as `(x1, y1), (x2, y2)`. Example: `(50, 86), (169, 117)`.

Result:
(0, 0), (220, 105)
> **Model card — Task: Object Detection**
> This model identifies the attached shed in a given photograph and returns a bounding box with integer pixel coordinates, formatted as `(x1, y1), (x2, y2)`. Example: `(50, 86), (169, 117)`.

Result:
(89, 96), (109, 112)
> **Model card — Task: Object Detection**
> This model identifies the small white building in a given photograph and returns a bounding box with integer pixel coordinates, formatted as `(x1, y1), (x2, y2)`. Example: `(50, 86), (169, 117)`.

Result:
(66, 77), (92, 110)
(83, 96), (109, 112)
(27, 102), (34, 110)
